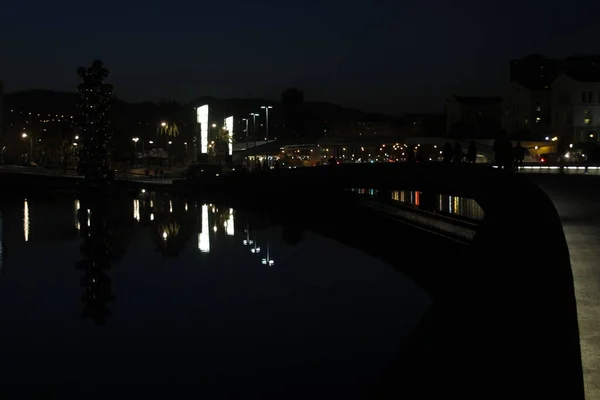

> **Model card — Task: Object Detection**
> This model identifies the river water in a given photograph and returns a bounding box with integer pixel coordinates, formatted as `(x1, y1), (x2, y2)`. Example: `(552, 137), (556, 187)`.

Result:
(0, 191), (433, 397)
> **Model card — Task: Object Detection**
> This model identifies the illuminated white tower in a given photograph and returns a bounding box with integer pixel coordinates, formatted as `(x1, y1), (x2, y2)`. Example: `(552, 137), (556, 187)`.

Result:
(197, 105), (209, 154)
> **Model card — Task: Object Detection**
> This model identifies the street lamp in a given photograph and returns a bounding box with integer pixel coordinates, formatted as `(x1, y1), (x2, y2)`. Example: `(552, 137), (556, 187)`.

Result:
(132, 137), (139, 166)
(242, 118), (250, 164)
(250, 113), (260, 168)
(161, 122), (167, 127)
(21, 132), (33, 162)
(261, 105), (273, 141)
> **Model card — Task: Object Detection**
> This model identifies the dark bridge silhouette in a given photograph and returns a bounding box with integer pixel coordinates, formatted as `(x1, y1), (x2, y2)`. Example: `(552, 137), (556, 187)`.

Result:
(195, 163), (583, 399)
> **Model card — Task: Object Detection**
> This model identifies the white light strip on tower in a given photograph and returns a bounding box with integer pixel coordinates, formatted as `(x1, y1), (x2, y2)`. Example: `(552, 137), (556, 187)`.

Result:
(197, 105), (209, 154)
(225, 116), (234, 156)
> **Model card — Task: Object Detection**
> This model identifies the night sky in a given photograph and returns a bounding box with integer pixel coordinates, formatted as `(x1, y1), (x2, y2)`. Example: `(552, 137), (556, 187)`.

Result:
(1, 0), (598, 115)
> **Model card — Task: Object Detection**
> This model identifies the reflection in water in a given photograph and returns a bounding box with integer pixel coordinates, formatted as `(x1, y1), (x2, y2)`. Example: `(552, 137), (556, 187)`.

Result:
(23, 199), (29, 242)
(0, 212), (3, 274)
(133, 199), (140, 222)
(261, 240), (275, 266)
(0, 192), (433, 392)
(199, 204), (210, 253)
(226, 208), (235, 236)
(74, 200), (81, 230)
(76, 201), (117, 325)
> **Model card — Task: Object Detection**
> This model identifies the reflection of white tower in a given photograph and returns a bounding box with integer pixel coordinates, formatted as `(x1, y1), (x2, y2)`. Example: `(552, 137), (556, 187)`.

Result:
(133, 199), (140, 222)
(23, 198), (29, 242)
(225, 208), (234, 236)
(74, 199), (81, 230)
(261, 241), (274, 266)
(199, 204), (210, 253)
(0, 211), (4, 274)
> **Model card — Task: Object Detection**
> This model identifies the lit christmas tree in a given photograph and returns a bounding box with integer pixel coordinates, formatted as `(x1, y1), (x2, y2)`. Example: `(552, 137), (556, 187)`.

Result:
(76, 60), (114, 185)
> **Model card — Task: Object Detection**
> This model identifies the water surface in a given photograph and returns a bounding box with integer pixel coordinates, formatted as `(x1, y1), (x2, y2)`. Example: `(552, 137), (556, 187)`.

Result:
(0, 192), (431, 396)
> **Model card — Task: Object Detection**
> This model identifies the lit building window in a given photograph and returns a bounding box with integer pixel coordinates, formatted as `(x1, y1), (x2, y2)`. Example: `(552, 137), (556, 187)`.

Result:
(584, 118), (591, 125)
(536, 117), (541, 123)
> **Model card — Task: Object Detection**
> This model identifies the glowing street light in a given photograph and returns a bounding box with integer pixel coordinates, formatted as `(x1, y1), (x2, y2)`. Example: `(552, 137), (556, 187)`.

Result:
(21, 132), (33, 161)
(161, 122), (167, 127)
(260, 105), (273, 141)
(132, 137), (139, 164)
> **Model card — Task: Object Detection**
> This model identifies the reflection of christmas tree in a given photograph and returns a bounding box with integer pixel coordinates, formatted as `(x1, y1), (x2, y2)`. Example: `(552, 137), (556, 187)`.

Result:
(75, 202), (114, 324)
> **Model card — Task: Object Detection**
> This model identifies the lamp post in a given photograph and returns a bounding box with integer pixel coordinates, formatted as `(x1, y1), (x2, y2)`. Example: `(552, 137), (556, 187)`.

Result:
(242, 118), (249, 166)
(21, 132), (32, 163)
(261, 105), (273, 141)
(184, 142), (188, 165)
(132, 137), (139, 166)
(250, 113), (260, 168)
(168, 141), (172, 169)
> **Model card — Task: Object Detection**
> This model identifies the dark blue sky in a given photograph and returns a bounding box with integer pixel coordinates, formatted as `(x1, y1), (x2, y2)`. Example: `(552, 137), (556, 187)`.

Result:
(1, 0), (598, 114)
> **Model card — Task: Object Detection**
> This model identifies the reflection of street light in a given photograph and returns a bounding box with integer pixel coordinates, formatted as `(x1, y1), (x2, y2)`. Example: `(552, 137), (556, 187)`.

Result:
(162, 231), (168, 240)
(261, 241), (274, 266)
(149, 141), (154, 144)
(250, 239), (261, 254)
(243, 225), (254, 246)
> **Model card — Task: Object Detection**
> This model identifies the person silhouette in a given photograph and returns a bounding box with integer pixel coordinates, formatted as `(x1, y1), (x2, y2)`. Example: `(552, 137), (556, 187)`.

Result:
(443, 143), (453, 163)
(467, 141), (477, 164)
(514, 142), (526, 171)
(453, 142), (463, 163)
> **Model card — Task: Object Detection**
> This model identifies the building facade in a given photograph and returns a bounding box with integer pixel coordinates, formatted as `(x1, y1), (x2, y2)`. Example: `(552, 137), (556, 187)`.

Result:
(502, 81), (551, 138)
(551, 72), (600, 145)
